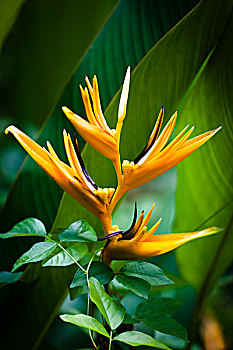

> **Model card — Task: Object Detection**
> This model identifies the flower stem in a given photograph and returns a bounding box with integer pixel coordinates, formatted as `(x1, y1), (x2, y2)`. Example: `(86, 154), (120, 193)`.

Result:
(47, 237), (87, 273)
(108, 185), (126, 215)
(109, 330), (112, 350)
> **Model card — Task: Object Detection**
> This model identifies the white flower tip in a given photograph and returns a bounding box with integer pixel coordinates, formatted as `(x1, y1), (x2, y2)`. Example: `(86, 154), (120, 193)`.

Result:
(5, 125), (16, 135)
(215, 125), (222, 133)
(118, 67), (131, 120)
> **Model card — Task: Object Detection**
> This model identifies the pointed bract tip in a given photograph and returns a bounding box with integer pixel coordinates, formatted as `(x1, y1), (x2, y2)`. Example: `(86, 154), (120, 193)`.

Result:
(62, 106), (73, 116)
(214, 126), (222, 133)
(5, 125), (15, 135)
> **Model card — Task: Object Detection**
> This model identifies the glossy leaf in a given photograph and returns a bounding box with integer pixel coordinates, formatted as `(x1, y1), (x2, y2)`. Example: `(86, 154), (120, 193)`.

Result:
(136, 296), (180, 319)
(0, 218), (47, 239)
(71, 261), (114, 288)
(60, 314), (110, 338)
(89, 277), (125, 330)
(12, 242), (57, 272)
(116, 274), (151, 299)
(143, 316), (188, 340)
(0, 271), (22, 285)
(120, 261), (173, 286)
(59, 220), (97, 242)
(174, 6), (233, 295)
(0, 0), (26, 52)
(42, 242), (88, 267)
(113, 331), (170, 349)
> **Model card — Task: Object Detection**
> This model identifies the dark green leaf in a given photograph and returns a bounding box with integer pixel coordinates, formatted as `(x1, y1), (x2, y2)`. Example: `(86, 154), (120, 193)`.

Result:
(69, 285), (89, 300)
(136, 296), (180, 319)
(113, 331), (170, 349)
(42, 242), (88, 267)
(60, 314), (109, 338)
(175, 6), (233, 296)
(0, 271), (22, 285)
(0, 0), (26, 52)
(89, 277), (125, 330)
(123, 313), (136, 324)
(0, 218), (47, 239)
(143, 316), (188, 341)
(12, 242), (57, 272)
(59, 220), (97, 242)
(71, 262), (114, 288)
(116, 274), (151, 299)
(120, 261), (173, 286)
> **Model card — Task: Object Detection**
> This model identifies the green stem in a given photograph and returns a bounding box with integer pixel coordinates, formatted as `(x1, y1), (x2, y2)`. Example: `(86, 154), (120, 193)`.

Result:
(47, 237), (87, 273)
(109, 330), (112, 350)
(85, 250), (102, 350)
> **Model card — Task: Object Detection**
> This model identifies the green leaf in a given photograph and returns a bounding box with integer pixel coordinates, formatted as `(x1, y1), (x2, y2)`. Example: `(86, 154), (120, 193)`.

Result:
(0, 271), (22, 285)
(60, 314), (109, 338)
(71, 261), (114, 288)
(143, 316), (188, 341)
(0, 0), (26, 52)
(59, 220), (97, 242)
(113, 331), (170, 349)
(42, 242), (88, 267)
(136, 296), (180, 319)
(69, 285), (89, 300)
(120, 261), (173, 286)
(0, 218), (47, 239)
(89, 277), (125, 330)
(115, 274), (151, 299)
(174, 6), (233, 296)
(12, 242), (57, 272)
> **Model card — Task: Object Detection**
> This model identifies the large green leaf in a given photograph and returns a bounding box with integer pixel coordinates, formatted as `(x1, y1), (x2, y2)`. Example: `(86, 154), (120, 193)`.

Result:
(60, 314), (110, 338)
(12, 242), (57, 272)
(52, 0), (231, 238)
(115, 274), (151, 299)
(0, 0), (26, 52)
(173, 5), (233, 340)
(89, 277), (125, 330)
(119, 261), (173, 286)
(113, 331), (170, 349)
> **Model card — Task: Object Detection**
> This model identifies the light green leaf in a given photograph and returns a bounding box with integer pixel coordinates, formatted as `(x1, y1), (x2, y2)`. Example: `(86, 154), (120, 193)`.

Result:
(143, 316), (188, 341)
(89, 277), (125, 330)
(136, 296), (180, 319)
(12, 242), (57, 272)
(60, 314), (109, 338)
(120, 261), (173, 286)
(0, 218), (47, 239)
(42, 242), (88, 267)
(116, 274), (151, 299)
(113, 331), (170, 349)
(71, 262), (114, 288)
(59, 220), (97, 242)
(0, 271), (22, 285)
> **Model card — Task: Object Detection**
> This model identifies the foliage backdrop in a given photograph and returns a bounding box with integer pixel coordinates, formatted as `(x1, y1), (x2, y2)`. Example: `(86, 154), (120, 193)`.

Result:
(0, 0), (232, 349)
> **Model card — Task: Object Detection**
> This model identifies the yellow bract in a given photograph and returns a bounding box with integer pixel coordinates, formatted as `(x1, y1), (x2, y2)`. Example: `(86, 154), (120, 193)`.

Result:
(5, 126), (114, 233)
(102, 204), (221, 265)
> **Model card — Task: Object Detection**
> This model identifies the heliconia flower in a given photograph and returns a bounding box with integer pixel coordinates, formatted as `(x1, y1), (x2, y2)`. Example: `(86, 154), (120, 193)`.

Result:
(62, 67), (130, 182)
(101, 203), (221, 265)
(121, 107), (221, 191)
(5, 126), (114, 233)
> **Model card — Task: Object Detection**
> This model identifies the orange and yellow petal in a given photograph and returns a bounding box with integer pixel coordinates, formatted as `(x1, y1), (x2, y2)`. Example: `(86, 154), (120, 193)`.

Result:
(62, 106), (118, 161)
(103, 227), (221, 265)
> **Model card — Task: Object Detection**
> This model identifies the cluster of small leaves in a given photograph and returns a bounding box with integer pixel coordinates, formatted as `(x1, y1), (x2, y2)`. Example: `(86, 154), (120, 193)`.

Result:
(0, 218), (187, 348)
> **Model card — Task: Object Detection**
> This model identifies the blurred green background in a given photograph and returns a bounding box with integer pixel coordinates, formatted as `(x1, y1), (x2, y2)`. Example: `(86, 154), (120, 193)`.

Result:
(0, 0), (232, 349)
